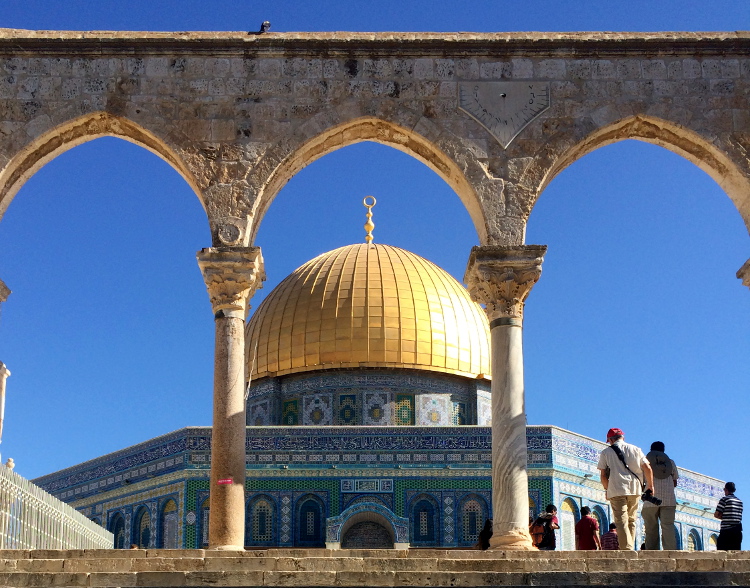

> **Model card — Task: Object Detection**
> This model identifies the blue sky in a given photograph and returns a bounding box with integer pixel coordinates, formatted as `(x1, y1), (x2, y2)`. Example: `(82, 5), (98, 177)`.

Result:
(0, 0), (748, 545)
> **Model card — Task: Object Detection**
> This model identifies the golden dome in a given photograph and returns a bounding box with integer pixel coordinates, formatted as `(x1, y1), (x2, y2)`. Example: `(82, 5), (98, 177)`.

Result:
(246, 243), (490, 380)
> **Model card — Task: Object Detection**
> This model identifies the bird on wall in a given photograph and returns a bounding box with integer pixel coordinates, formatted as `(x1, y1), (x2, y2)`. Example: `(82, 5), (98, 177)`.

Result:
(258, 21), (271, 33)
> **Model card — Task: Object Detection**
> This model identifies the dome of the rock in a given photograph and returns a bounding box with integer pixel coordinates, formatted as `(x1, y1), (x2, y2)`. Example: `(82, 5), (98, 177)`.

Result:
(246, 243), (490, 381)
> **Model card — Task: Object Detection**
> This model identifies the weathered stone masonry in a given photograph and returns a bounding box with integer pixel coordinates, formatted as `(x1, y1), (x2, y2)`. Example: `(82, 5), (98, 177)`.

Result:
(1, 29), (749, 549)
(0, 30), (747, 255)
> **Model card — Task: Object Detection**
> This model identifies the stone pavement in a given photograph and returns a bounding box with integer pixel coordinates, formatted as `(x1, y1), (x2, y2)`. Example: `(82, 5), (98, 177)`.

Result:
(0, 548), (749, 587)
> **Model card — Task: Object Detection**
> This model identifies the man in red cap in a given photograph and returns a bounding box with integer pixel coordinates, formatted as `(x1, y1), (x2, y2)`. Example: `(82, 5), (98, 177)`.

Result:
(597, 428), (654, 550)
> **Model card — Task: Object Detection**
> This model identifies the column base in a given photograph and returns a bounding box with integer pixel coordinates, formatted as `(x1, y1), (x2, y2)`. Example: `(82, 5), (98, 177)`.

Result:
(326, 542), (341, 550)
(489, 527), (536, 551)
(209, 544), (246, 551)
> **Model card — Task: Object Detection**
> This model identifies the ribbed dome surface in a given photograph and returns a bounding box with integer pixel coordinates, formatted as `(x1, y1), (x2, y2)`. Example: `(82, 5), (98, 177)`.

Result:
(246, 243), (490, 380)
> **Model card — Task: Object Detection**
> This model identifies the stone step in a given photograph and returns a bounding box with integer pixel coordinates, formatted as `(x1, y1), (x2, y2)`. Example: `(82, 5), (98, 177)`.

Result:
(0, 550), (748, 587)
(0, 569), (748, 587)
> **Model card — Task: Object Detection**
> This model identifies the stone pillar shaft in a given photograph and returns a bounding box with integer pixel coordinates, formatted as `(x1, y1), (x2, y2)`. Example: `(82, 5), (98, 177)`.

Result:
(0, 278), (11, 461)
(490, 324), (530, 540)
(0, 362), (10, 444)
(197, 247), (265, 551)
(465, 245), (546, 550)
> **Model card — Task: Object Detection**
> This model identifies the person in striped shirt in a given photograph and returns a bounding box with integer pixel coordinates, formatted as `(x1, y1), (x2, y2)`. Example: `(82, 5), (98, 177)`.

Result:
(600, 523), (619, 550)
(714, 481), (743, 550)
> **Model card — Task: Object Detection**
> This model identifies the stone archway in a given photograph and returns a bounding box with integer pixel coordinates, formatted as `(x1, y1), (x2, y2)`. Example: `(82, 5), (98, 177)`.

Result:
(247, 114), (495, 245)
(341, 520), (393, 549)
(531, 115), (750, 236)
(325, 502), (409, 549)
(0, 111), (204, 222)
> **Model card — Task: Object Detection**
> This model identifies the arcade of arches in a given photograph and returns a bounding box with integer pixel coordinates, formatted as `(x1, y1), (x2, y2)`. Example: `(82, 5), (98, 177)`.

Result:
(0, 30), (749, 550)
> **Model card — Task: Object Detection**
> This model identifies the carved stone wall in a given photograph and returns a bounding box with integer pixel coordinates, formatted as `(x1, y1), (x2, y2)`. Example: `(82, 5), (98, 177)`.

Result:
(0, 31), (748, 253)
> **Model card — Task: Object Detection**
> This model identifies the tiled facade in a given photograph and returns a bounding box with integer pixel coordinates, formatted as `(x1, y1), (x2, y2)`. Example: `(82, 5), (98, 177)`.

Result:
(34, 425), (722, 551)
(246, 370), (491, 427)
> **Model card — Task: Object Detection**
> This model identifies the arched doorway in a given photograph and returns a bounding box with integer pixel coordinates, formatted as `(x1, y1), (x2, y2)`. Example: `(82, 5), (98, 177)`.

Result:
(327, 503), (408, 550)
(559, 498), (579, 551)
(409, 494), (440, 547)
(159, 499), (179, 549)
(687, 529), (702, 552)
(109, 513), (126, 549)
(342, 521), (393, 549)
(296, 495), (325, 547)
(134, 507), (151, 549)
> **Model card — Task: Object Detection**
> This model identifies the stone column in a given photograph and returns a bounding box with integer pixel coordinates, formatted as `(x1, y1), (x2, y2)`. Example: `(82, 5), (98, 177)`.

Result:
(0, 362), (10, 452)
(197, 247), (265, 550)
(465, 245), (546, 550)
(737, 259), (750, 290)
(0, 280), (11, 466)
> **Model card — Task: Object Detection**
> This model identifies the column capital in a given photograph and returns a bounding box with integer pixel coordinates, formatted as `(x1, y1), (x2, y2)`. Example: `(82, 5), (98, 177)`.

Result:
(737, 258), (750, 290)
(197, 247), (265, 319)
(464, 245), (547, 323)
(0, 362), (9, 379)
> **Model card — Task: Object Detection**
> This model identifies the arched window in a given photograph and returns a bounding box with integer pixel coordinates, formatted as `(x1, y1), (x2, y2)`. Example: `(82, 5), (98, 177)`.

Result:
(560, 498), (579, 551)
(687, 529), (702, 552)
(708, 534), (718, 551)
(246, 496), (276, 546)
(109, 513), (126, 549)
(296, 495), (325, 547)
(592, 505), (608, 535)
(410, 495), (439, 546)
(160, 499), (179, 548)
(199, 500), (210, 548)
(459, 495), (487, 546)
(134, 507), (152, 549)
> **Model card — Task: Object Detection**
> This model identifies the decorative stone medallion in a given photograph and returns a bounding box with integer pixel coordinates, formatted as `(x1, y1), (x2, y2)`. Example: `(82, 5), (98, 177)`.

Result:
(458, 82), (550, 149)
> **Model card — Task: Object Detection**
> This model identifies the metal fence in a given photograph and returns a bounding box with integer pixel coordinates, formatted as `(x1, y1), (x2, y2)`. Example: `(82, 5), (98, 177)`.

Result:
(0, 464), (113, 549)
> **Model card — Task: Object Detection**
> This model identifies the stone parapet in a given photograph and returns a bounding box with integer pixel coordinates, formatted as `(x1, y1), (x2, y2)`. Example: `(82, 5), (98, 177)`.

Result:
(1, 30), (750, 54)
(0, 549), (748, 586)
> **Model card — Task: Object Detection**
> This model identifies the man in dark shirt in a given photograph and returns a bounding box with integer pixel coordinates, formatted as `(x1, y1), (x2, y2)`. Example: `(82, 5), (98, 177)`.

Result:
(575, 506), (601, 550)
(600, 523), (619, 550)
(715, 481), (743, 550)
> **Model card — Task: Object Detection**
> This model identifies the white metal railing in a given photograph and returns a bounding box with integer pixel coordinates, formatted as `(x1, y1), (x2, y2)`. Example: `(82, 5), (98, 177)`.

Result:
(0, 465), (113, 549)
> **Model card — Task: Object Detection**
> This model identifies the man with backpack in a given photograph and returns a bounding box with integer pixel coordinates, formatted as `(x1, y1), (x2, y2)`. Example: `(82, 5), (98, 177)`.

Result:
(597, 428), (654, 550)
(643, 441), (679, 550)
(530, 504), (559, 550)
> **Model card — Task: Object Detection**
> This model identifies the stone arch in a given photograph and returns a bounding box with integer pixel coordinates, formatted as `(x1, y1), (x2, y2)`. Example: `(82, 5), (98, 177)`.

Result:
(325, 502), (409, 549)
(158, 498), (179, 549)
(687, 528), (703, 551)
(0, 112), (204, 221)
(592, 505), (608, 533)
(531, 115), (750, 235)
(133, 505), (152, 548)
(108, 512), (126, 549)
(248, 112), (493, 244)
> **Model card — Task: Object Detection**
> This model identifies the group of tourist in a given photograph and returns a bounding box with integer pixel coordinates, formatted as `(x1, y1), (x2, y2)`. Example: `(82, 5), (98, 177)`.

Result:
(529, 427), (743, 551)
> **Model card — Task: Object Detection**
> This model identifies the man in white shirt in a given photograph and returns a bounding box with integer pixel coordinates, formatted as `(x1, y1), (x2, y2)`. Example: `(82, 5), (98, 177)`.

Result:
(597, 427), (654, 550)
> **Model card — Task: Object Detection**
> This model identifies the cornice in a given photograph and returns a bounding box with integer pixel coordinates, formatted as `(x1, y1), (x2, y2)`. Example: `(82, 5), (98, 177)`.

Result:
(0, 29), (748, 57)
